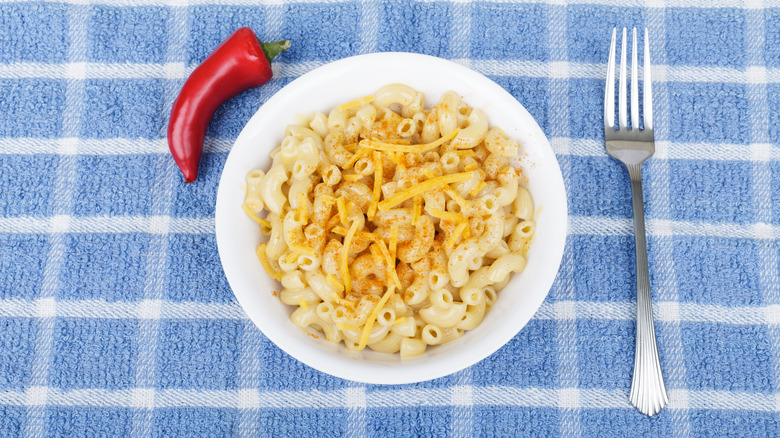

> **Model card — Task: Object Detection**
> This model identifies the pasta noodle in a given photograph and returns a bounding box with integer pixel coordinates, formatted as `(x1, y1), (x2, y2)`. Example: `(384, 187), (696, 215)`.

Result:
(243, 85), (536, 358)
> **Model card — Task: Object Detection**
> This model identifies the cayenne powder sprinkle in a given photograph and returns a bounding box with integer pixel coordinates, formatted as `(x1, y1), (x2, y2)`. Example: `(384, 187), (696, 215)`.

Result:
(168, 27), (290, 183)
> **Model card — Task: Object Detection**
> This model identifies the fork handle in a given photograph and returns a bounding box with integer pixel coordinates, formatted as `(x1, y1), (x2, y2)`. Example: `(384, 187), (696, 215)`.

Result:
(626, 163), (668, 416)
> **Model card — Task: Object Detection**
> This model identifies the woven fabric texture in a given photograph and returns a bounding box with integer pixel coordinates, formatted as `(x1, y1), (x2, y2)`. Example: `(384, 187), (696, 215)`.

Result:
(0, 1), (778, 437)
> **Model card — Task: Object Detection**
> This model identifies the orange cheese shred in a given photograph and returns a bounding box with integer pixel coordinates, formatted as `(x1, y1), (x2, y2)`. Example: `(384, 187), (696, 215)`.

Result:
(341, 221), (360, 295)
(255, 243), (282, 281)
(378, 171), (475, 212)
(358, 284), (396, 350)
(242, 204), (272, 229)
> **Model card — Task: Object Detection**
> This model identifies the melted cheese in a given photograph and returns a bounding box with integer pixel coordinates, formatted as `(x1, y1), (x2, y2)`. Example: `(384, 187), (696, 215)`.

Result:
(284, 252), (299, 264)
(255, 243), (281, 281)
(377, 171), (475, 211)
(297, 298), (309, 310)
(326, 274), (345, 292)
(242, 204), (272, 229)
(329, 290), (355, 308)
(335, 94), (375, 113)
(337, 322), (360, 331)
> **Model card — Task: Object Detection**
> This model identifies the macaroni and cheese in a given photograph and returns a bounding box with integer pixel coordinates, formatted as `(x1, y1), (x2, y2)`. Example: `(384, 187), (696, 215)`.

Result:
(243, 84), (535, 358)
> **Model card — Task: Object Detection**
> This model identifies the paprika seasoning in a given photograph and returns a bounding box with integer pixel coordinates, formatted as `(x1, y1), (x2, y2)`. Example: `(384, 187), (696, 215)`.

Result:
(168, 27), (290, 183)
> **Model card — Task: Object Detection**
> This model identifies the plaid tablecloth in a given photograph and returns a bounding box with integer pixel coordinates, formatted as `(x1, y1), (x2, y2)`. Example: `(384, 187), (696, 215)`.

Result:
(1, 1), (778, 437)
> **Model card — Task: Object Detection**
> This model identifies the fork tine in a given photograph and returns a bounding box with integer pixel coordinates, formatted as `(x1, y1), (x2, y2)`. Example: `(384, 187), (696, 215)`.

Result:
(644, 28), (653, 130)
(619, 27), (627, 130)
(631, 28), (639, 130)
(604, 28), (616, 129)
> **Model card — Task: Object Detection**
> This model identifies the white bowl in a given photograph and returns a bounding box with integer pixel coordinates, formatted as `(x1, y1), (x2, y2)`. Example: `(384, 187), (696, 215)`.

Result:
(215, 52), (567, 385)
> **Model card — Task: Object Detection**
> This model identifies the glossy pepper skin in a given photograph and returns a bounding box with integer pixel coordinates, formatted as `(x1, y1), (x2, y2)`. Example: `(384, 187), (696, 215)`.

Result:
(168, 27), (290, 183)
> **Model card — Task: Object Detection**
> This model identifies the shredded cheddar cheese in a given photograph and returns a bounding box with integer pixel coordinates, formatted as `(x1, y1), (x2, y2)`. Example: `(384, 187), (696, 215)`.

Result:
(378, 171), (475, 211)
(427, 208), (468, 224)
(469, 181), (486, 197)
(341, 173), (364, 182)
(358, 285), (396, 350)
(336, 94), (375, 113)
(383, 151), (401, 165)
(396, 157), (407, 174)
(382, 138), (412, 145)
(255, 243), (282, 281)
(320, 194), (337, 204)
(442, 186), (469, 209)
(343, 147), (371, 169)
(375, 240), (401, 288)
(446, 222), (468, 248)
(369, 243), (383, 265)
(341, 221), (360, 295)
(289, 243), (316, 256)
(331, 226), (376, 242)
(337, 322), (360, 332)
(242, 204), (272, 229)
(388, 226), (399, 287)
(326, 274), (345, 292)
(297, 193), (308, 222)
(368, 151), (382, 219)
(389, 226), (398, 261)
(329, 290), (355, 308)
(412, 194), (422, 226)
(360, 128), (459, 154)
(242, 85), (539, 358)
(330, 226), (349, 236)
(336, 196), (347, 225)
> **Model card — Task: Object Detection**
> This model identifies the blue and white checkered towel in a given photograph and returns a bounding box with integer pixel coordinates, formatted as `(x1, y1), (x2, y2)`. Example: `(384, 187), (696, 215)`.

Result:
(1, 1), (778, 437)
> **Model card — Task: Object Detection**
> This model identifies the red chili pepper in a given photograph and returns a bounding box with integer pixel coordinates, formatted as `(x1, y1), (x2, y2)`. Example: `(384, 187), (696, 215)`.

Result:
(168, 27), (290, 183)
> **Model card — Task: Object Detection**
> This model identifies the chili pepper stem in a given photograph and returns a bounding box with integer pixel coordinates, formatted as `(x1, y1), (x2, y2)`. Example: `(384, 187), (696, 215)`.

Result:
(260, 40), (291, 62)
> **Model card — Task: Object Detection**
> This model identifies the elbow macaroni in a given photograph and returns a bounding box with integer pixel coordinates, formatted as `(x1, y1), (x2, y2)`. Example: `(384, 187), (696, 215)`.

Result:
(243, 85), (536, 358)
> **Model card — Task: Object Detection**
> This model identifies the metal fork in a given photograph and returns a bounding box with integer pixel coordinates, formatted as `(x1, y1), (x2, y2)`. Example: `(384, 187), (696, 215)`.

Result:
(604, 27), (668, 417)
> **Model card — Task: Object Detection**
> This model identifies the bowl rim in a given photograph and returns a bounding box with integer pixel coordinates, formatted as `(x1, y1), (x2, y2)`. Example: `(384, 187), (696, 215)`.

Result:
(215, 51), (568, 385)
